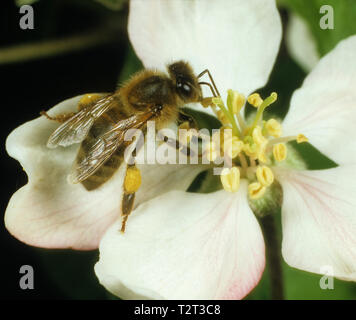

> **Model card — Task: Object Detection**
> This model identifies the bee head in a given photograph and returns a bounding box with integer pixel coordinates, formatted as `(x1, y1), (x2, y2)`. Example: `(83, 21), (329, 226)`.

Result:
(168, 61), (202, 104)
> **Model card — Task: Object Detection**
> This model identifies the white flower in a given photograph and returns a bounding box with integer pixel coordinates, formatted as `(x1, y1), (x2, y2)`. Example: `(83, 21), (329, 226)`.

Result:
(95, 0), (356, 300)
(5, 90), (204, 250)
(94, 0), (282, 299)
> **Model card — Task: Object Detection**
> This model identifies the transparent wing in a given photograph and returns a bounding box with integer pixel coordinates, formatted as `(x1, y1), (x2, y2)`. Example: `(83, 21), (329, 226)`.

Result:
(68, 130), (124, 183)
(47, 95), (115, 148)
(69, 109), (156, 184)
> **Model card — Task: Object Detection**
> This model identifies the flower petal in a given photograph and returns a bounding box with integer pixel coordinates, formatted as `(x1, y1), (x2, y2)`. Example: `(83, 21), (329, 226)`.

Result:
(275, 166), (356, 281)
(5, 96), (203, 250)
(128, 0), (282, 105)
(286, 14), (319, 72)
(283, 35), (356, 166)
(95, 182), (265, 300)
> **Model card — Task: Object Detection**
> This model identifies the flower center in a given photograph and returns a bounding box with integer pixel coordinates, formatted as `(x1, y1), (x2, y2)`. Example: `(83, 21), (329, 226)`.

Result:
(204, 90), (308, 199)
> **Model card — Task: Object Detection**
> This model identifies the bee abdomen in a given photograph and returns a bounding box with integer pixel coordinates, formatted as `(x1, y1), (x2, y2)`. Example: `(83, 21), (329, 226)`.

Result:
(80, 152), (123, 191)
(76, 107), (127, 191)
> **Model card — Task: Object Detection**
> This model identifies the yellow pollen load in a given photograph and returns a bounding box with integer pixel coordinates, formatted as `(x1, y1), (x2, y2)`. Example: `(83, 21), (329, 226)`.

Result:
(273, 143), (287, 162)
(221, 167), (240, 193)
(256, 166), (274, 187)
(297, 134), (308, 143)
(79, 93), (102, 105)
(124, 166), (141, 194)
(247, 93), (263, 108)
(248, 182), (266, 200)
(265, 119), (282, 138)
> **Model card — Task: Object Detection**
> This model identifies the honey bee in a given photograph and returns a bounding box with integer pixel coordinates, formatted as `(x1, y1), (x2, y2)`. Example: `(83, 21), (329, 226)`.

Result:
(41, 61), (219, 232)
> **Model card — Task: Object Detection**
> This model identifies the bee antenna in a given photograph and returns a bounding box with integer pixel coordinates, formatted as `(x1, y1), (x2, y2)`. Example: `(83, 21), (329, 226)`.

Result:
(197, 69), (221, 97)
(198, 81), (217, 97)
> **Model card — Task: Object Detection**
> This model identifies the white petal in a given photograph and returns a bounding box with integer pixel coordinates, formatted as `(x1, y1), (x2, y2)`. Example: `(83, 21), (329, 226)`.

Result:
(5, 96), (203, 250)
(283, 35), (356, 166)
(128, 0), (282, 107)
(286, 14), (319, 72)
(275, 166), (356, 281)
(95, 183), (265, 300)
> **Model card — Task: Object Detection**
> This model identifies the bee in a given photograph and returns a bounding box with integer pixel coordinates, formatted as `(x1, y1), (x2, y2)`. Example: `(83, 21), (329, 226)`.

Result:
(41, 60), (219, 232)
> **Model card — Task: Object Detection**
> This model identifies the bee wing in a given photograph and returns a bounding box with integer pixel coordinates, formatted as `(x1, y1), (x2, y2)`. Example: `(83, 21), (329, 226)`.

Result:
(69, 109), (156, 184)
(68, 130), (124, 184)
(47, 95), (115, 148)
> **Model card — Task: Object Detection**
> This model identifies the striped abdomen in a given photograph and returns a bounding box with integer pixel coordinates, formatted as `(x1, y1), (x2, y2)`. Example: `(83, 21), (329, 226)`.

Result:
(76, 97), (131, 191)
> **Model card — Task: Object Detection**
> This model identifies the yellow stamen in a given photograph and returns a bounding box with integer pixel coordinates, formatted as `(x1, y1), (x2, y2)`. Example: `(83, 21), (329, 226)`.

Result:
(273, 143), (287, 162)
(248, 182), (266, 199)
(201, 97), (214, 108)
(205, 141), (218, 161)
(252, 126), (267, 147)
(217, 110), (230, 126)
(223, 136), (244, 159)
(256, 165), (274, 187)
(243, 142), (257, 158)
(265, 119), (282, 138)
(248, 93), (263, 108)
(297, 134), (308, 143)
(221, 167), (240, 193)
(124, 166), (141, 193)
(227, 89), (246, 114)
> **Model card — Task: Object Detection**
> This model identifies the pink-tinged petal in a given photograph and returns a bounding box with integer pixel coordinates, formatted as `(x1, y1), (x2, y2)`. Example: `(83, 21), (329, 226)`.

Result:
(128, 0), (281, 106)
(5, 96), (204, 250)
(283, 35), (356, 166)
(95, 183), (265, 300)
(275, 166), (356, 281)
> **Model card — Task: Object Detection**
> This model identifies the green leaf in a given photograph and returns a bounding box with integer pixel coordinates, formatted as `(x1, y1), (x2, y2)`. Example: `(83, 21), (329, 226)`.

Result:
(95, 0), (127, 11)
(280, 0), (356, 56)
(15, 0), (38, 6)
(117, 43), (143, 84)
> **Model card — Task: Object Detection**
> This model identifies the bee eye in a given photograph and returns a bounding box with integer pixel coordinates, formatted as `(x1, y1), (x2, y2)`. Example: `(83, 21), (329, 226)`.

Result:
(177, 80), (192, 96)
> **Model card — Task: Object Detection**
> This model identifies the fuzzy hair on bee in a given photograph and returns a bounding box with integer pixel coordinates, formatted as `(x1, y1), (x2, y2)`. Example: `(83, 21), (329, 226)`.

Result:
(41, 60), (218, 232)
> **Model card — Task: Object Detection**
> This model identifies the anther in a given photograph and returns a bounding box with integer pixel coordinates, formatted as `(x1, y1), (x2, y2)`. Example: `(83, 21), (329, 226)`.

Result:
(248, 182), (266, 199)
(297, 134), (308, 143)
(265, 119), (282, 138)
(223, 136), (244, 159)
(273, 143), (287, 162)
(256, 166), (274, 187)
(227, 89), (246, 114)
(220, 167), (240, 193)
(248, 93), (263, 108)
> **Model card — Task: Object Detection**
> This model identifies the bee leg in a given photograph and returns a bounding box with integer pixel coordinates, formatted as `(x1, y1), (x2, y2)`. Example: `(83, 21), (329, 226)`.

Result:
(160, 133), (203, 159)
(40, 110), (76, 123)
(120, 163), (141, 233)
(40, 94), (104, 123)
